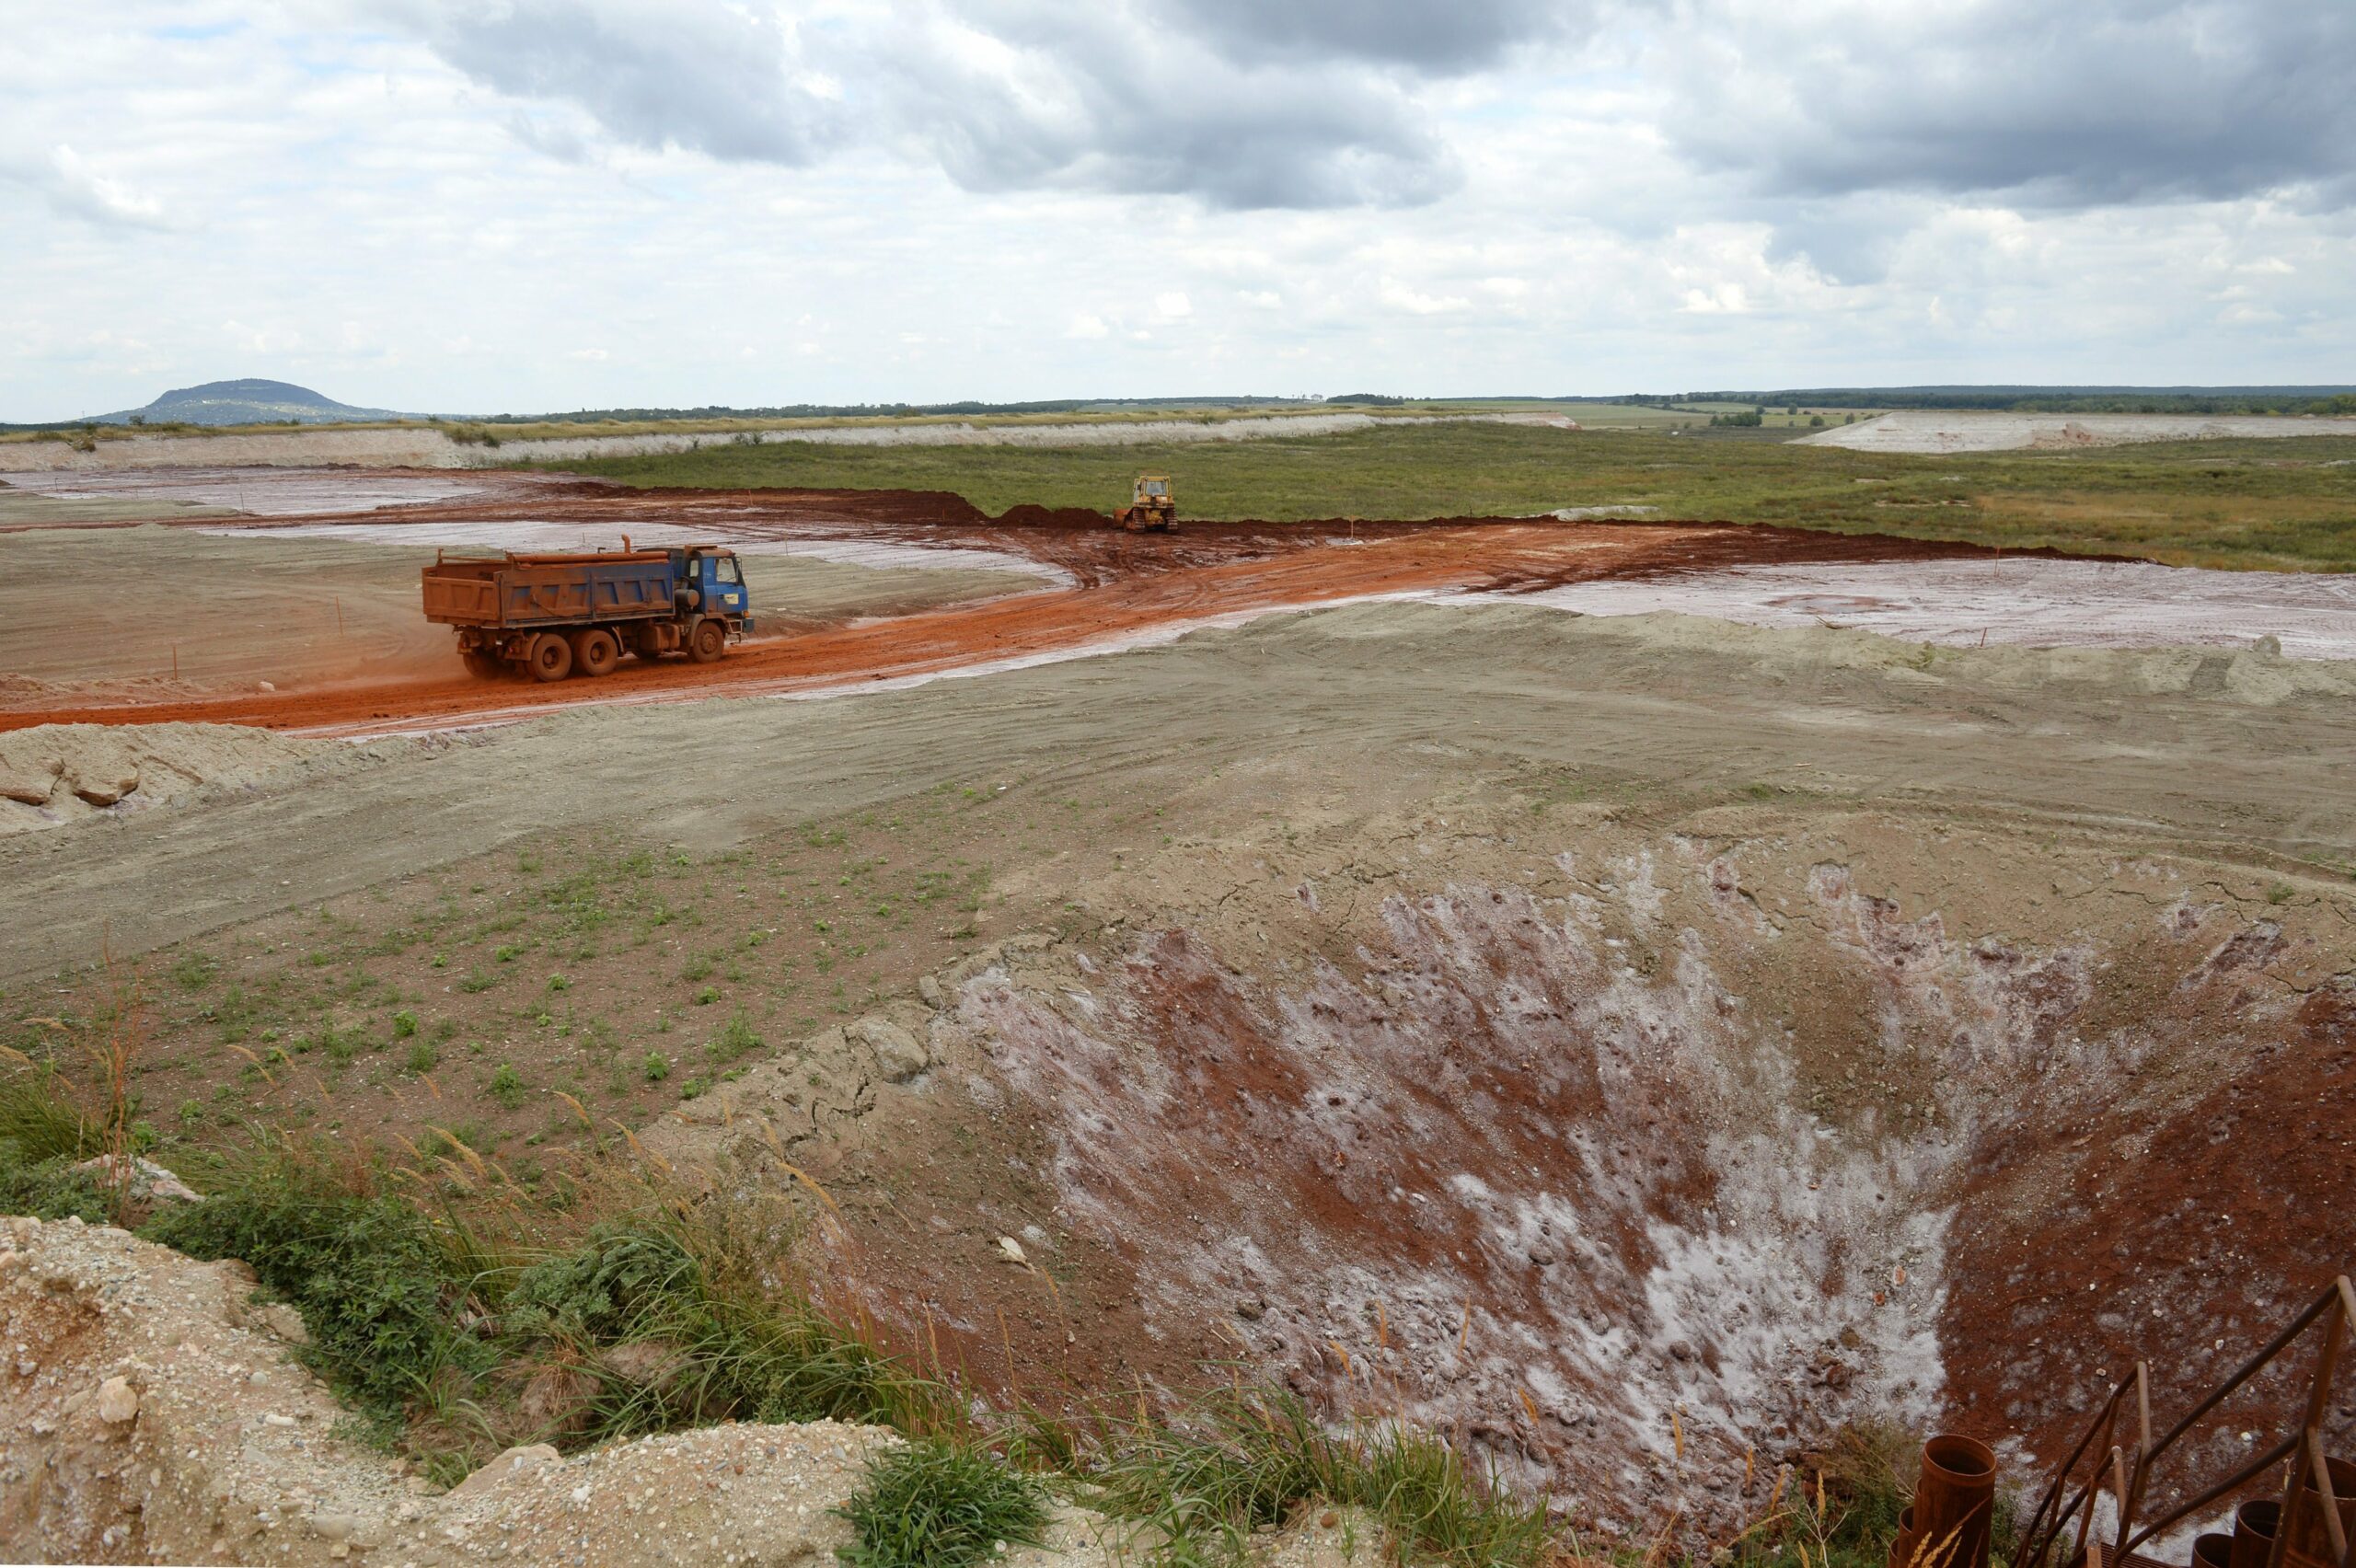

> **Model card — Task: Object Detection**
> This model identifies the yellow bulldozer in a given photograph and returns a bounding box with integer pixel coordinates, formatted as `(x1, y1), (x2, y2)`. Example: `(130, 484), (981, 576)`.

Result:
(1116, 474), (1175, 532)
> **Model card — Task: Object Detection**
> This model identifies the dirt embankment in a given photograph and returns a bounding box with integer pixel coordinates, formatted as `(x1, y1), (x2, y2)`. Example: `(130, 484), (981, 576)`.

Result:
(0, 410), (1574, 474)
(0, 722), (362, 836)
(1799, 410), (2356, 454)
(0, 1216), (1125, 1567)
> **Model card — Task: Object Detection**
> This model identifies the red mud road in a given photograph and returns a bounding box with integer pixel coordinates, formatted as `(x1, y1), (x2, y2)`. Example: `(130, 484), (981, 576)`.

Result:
(2, 483), (1998, 739)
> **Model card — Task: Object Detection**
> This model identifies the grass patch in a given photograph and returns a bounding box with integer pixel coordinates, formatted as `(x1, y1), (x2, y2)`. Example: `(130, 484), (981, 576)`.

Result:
(837, 1438), (1050, 1568)
(143, 1150), (496, 1413)
(549, 422), (2356, 572)
(1089, 1387), (1546, 1568)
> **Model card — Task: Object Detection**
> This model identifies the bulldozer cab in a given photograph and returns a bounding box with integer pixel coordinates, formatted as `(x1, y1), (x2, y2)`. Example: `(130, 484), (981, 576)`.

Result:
(1119, 474), (1176, 531)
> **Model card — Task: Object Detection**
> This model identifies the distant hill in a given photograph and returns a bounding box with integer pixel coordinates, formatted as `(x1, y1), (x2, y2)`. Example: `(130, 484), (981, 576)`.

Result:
(90, 379), (410, 427)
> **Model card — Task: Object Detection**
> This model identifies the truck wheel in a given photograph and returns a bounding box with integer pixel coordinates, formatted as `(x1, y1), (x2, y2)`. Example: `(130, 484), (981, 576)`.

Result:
(459, 651), (502, 680)
(687, 618), (727, 663)
(572, 628), (619, 678)
(525, 633), (573, 683)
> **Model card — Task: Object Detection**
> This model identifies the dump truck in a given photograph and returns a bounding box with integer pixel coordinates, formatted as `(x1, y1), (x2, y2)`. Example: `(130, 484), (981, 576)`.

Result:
(1115, 474), (1175, 531)
(421, 542), (754, 681)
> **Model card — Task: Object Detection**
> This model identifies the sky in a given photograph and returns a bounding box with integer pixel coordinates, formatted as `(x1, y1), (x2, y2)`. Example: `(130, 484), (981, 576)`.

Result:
(5, 0), (2353, 421)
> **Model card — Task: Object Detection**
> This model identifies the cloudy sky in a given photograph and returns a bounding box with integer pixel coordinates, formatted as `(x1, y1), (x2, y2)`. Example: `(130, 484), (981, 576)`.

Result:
(6, 1), (2352, 420)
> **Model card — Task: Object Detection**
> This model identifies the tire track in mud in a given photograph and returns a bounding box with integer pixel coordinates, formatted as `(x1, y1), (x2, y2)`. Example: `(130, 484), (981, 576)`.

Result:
(0, 486), (2004, 740)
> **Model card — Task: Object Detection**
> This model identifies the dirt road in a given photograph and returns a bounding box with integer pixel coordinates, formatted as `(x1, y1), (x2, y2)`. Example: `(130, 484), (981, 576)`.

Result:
(0, 478), (2004, 737)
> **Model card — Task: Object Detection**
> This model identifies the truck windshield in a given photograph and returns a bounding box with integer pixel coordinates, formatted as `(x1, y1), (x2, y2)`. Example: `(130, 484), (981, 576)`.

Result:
(714, 558), (742, 583)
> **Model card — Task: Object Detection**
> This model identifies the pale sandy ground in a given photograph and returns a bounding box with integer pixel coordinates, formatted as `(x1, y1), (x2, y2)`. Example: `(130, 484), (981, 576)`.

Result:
(0, 410), (1573, 473)
(0, 467), (519, 515)
(1489, 556), (2356, 659)
(6, 600), (2351, 981)
(1797, 409), (2356, 453)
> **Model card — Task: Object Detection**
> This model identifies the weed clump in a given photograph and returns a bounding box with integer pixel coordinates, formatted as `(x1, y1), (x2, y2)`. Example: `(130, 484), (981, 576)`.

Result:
(837, 1438), (1049, 1568)
(1090, 1388), (1546, 1568)
(0, 1072), (113, 1221)
(488, 1063), (525, 1109)
(143, 1155), (494, 1414)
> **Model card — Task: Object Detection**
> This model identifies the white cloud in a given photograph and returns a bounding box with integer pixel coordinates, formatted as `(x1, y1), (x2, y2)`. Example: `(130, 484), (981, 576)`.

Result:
(0, 143), (168, 230)
(1380, 278), (1471, 315)
(0, 0), (2350, 421)
(1680, 284), (1748, 315)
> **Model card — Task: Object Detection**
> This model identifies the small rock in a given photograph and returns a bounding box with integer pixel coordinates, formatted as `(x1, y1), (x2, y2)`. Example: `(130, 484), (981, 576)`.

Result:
(312, 1512), (359, 1541)
(917, 974), (944, 1009)
(452, 1443), (561, 1500)
(259, 680), (277, 692)
(996, 1236), (1029, 1267)
(71, 1154), (202, 1205)
(0, 750), (62, 806)
(96, 1375), (140, 1424)
(253, 1302), (310, 1344)
(851, 1015), (930, 1083)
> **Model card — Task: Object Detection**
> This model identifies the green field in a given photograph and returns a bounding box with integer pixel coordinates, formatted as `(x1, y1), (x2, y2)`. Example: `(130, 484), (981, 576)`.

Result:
(544, 423), (2356, 573)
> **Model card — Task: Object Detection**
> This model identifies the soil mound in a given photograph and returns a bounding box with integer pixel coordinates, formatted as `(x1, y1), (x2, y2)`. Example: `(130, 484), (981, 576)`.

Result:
(0, 1216), (1124, 1567)
(0, 721), (349, 834)
(996, 502), (1114, 529)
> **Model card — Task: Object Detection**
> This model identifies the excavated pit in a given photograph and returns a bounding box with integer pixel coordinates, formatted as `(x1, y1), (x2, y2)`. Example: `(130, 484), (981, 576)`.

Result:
(677, 801), (2354, 1537)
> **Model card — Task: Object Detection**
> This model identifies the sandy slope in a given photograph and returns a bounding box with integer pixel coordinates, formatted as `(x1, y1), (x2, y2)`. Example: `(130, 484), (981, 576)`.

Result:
(5, 601), (2350, 979)
(1797, 409), (2356, 453)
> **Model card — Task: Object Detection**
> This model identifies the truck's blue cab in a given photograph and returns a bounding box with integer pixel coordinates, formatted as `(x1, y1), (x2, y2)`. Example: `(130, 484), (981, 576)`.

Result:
(696, 550), (753, 631)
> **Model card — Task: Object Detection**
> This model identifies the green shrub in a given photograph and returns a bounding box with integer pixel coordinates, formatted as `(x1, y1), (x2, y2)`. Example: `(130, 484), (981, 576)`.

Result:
(169, 953), (218, 991)
(504, 1217), (936, 1439)
(708, 1011), (762, 1066)
(488, 1064), (525, 1110)
(642, 1052), (670, 1082)
(0, 1068), (96, 1165)
(837, 1439), (1049, 1568)
(0, 1136), (112, 1225)
(393, 1010), (420, 1038)
(1092, 1388), (1545, 1568)
(405, 1041), (438, 1075)
(143, 1159), (493, 1412)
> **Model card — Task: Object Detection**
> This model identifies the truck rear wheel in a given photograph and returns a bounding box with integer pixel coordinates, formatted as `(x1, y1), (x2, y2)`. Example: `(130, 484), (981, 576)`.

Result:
(572, 628), (619, 678)
(459, 651), (502, 680)
(525, 633), (573, 683)
(687, 618), (727, 663)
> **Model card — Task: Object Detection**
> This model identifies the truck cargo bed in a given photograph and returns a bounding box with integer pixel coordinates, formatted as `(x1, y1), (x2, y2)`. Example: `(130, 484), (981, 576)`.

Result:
(422, 550), (679, 630)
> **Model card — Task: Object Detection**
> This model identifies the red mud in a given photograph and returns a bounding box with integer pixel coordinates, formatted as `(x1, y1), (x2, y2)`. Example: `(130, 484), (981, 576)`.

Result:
(1, 484), (2001, 739)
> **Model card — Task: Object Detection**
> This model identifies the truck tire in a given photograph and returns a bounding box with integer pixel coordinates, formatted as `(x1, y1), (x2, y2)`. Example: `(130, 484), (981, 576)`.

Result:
(572, 628), (619, 678)
(687, 618), (727, 663)
(525, 632), (573, 683)
(459, 651), (502, 680)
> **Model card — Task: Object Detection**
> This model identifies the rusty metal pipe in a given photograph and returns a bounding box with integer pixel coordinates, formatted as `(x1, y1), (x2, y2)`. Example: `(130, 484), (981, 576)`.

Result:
(1890, 1505), (1921, 1568)
(2285, 1455), (2356, 1568)
(2235, 1501), (2285, 1568)
(1918, 1435), (1999, 1568)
